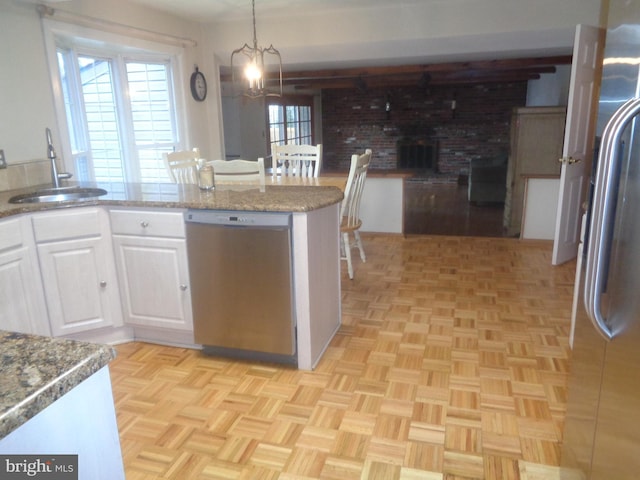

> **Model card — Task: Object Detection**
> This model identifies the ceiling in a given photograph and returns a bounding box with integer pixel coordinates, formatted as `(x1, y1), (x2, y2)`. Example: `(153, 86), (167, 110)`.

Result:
(126, 0), (429, 24)
(126, 0), (574, 89)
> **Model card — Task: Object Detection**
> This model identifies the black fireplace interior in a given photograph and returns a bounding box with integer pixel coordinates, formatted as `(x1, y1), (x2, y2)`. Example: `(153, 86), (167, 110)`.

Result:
(397, 140), (438, 171)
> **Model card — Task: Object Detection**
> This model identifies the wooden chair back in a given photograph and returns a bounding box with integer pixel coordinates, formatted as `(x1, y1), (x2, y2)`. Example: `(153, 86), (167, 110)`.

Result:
(164, 148), (200, 184)
(208, 158), (266, 185)
(341, 149), (372, 229)
(271, 144), (322, 178)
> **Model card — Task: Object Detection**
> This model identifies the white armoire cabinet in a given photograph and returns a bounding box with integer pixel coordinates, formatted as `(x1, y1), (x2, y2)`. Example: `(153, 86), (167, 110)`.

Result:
(503, 106), (566, 237)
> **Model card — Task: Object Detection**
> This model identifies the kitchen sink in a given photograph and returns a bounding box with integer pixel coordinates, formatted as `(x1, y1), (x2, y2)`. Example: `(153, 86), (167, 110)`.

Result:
(9, 186), (108, 204)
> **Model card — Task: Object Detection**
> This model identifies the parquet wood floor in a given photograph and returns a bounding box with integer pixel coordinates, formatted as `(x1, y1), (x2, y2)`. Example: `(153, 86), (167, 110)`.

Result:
(109, 233), (580, 479)
(404, 183), (506, 237)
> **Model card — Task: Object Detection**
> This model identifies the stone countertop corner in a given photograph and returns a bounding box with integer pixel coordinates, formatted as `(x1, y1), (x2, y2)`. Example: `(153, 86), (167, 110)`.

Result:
(0, 330), (116, 439)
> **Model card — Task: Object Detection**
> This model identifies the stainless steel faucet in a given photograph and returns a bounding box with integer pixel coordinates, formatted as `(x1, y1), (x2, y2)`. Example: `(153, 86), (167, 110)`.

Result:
(45, 128), (72, 188)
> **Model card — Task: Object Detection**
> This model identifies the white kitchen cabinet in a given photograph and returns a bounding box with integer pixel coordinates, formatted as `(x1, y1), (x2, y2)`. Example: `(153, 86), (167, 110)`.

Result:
(0, 216), (50, 336)
(110, 209), (193, 334)
(32, 208), (122, 336)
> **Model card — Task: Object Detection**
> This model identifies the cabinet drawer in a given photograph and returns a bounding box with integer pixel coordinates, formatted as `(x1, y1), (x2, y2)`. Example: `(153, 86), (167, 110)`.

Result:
(110, 209), (185, 238)
(32, 208), (102, 243)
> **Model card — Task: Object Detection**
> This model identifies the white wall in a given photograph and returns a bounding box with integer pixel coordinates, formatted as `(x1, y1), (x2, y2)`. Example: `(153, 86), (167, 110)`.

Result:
(527, 66), (572, 106)
(0, 0), (602, 186)
(206, 0), (602, 69)
(0, 2), (59, 165)
(0, 0), (223, 175)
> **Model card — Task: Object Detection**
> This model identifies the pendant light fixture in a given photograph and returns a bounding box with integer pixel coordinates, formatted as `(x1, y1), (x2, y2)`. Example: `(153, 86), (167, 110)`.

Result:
(230, 0), (283, 98)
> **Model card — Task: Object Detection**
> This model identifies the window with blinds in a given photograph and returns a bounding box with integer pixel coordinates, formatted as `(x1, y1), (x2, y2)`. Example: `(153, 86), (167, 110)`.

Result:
(55, 48), (179, 183)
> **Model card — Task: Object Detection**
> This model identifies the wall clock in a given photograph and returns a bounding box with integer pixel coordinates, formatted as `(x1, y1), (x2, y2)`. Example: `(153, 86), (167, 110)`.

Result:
(190, 66), (207, 102)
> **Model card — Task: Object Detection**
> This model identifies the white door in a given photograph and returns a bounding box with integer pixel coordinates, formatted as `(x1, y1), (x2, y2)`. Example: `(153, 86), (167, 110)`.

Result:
(552, 25), (605, 265)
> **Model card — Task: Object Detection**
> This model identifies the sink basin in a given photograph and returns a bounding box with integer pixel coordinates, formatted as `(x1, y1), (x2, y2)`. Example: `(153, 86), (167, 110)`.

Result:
(9, 187), (108, 204)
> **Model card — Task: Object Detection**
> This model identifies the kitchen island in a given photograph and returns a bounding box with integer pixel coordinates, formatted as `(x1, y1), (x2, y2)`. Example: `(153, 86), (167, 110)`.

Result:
(0, 182), (344, 370)
(0, 330), (124, 479)
(0, 182), (344, 217)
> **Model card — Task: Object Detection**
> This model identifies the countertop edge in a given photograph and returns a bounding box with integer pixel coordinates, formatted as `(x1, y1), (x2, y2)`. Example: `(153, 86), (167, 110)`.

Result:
(0, 183), (344, 219)
(0, 331), (116, 439)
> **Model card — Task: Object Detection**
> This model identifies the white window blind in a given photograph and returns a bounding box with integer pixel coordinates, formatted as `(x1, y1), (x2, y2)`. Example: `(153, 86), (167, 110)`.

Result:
(48, 19), (183, 184)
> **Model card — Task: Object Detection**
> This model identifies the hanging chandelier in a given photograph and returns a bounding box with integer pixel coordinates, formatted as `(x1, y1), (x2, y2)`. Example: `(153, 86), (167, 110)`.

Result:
(230, 0), (283, 98)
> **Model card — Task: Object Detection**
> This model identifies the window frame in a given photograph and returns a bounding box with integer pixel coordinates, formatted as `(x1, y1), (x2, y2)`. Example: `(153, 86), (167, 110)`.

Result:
(266, 95), (315, 154)
(42, 18), (188, 184)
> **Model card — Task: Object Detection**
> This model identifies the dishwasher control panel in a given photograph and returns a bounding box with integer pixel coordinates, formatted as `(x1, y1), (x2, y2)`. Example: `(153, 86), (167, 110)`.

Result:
(185, 210), (291, 228)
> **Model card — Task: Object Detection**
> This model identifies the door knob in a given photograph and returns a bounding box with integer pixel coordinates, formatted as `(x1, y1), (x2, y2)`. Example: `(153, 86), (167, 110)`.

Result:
(559, 156), (582, 164)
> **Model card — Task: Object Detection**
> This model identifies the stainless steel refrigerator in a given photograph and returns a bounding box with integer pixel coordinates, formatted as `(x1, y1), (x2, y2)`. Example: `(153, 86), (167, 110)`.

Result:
(561, 1), (640, 478)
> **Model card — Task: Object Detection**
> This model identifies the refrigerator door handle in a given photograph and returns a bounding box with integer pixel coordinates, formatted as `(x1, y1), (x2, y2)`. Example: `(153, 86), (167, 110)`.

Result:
(584, 97), (640, 340)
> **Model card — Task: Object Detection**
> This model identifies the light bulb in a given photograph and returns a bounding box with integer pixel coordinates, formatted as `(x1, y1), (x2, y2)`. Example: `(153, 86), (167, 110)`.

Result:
(244, 63), (262, 81)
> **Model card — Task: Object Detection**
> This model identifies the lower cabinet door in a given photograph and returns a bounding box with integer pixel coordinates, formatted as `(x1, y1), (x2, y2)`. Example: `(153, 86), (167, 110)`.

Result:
(0, 244), (50, 336)
(37, 237), (122, 336)
(112, 235), (193, 331)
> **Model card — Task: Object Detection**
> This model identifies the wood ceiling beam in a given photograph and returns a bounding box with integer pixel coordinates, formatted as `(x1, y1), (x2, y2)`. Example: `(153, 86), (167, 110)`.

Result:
(283, 66), (558, 89)
(439, 65), (557, 81)
(280, 56), (571, 81)
(221, 55), (572, 89)
(290, 73), (542, 90)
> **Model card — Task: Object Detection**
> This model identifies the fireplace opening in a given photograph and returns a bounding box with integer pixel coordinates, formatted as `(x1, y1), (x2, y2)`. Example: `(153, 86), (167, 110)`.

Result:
(397, 139), (438, 171)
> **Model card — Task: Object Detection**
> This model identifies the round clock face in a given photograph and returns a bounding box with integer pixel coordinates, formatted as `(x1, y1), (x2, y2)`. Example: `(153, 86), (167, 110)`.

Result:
(190, 70), (207, 101)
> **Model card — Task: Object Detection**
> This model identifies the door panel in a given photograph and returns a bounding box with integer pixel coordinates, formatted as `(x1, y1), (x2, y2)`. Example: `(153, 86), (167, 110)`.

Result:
(38, 238), (116, 335)
(113, 235), (192, 330)
(553, 25), (605, 265)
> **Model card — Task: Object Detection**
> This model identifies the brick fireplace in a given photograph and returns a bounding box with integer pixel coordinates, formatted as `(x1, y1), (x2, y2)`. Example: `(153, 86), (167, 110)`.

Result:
(320, 82), (527, 180)
(397, 139), (438, 172)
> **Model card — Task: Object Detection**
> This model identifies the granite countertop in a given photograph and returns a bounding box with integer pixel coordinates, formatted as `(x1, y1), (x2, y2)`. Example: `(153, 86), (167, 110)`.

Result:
(0, 330), (116, 439)
(0, 181), (344, 219)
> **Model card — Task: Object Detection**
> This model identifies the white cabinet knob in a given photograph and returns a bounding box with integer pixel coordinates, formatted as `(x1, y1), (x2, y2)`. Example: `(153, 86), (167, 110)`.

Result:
(100, 280), (107, 288)
(180, 284), (188, 291)
(140, 220), (149, 228)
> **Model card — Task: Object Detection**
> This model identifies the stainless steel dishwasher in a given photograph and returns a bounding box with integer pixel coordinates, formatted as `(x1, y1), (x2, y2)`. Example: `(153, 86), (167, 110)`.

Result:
(185, 210), (296, 365)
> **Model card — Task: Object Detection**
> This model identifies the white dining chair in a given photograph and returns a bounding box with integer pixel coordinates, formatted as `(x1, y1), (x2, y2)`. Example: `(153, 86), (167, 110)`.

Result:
(164, 148), (200, 184)
(271, 144), (322, 178)
(340, 149), (372, 279)
(208, 158), (266, 185)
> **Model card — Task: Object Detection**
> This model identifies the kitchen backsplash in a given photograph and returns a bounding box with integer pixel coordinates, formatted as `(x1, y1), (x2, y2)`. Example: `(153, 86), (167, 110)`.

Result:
(0, 160), (52, 192)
